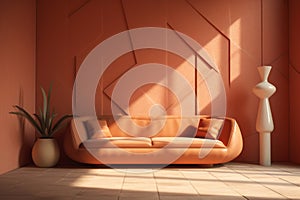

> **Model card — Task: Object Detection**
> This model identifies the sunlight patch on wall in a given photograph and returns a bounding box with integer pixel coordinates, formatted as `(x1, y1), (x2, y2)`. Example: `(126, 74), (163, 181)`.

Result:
(230, 18), (242, 82)
(231, 44), (242, 82)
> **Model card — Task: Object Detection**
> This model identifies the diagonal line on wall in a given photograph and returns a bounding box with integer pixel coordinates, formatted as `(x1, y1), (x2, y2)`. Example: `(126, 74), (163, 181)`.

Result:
(167, 23), (217, 72)
(269, 52), (289, 80)
(290, 64), (300, 74)
(185, 0), (231, 86)
(101, 0), (138, 115)
(166, 23), (216, 115)
(120, 0), (138, 64)
(68, 0), (91, 18)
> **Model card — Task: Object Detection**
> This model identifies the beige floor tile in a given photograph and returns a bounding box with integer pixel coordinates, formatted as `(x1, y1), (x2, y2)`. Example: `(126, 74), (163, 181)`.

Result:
(75, 195), (118, 200)
(119, 196), (159, 200)
(122, 184), (157, 192)
(34, 187), (83, 197)
(191, 181), (240, 197)
(156, 180), (190, 186)
(159, 195), (199, 200)
(74, 188), (119, 199)
(75, 196), (118, 200)
(262, 183), (300, 199)
(34, 194), (74, 200)
(0, 163), (300, 199)
(277, 174), (300, 186)
(231, 168), (297, 199)
(0, 177), (22, 185)
(198, 195), (246, 200)
(120, 191), (159, 198)
(0, 196), (34, 200)
(157, 185), (198, 196)
(209, 168), (287, 199)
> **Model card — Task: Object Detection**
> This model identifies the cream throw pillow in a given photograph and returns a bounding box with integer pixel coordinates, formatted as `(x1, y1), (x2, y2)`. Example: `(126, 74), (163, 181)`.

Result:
(84, 119), (112, 139)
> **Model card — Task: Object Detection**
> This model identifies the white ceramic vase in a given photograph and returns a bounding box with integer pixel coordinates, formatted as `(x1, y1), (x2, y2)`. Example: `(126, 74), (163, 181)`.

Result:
(253, 66), (276, 166)
(32, 138), (60, 167)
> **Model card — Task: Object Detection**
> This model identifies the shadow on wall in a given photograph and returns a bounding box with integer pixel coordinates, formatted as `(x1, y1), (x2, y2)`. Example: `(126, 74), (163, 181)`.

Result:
(37, 0), (289, 163)
(71, 0), (259, 163)
(16, 87), (33, 166)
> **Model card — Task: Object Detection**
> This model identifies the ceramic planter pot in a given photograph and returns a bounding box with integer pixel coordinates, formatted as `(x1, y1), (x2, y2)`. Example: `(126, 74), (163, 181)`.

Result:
(32, 138), (60, 167)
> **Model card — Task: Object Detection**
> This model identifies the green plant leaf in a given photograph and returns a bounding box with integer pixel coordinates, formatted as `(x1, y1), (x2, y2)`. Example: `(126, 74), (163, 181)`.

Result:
(10, 84), (72, 138)
(47, 112), (57, 136)
(37, 108), (46, 134)
(48, 109), (57, 129)
(46, 85), (52, 134)
(33, 113), (45, 136)
(47, 84), (53, 112)
(10, 106), (43, 135)
(41, 86), (53, 136)
(38, 109), (43, 121)
(51, 114), (73, 136)
(41, 87), (48, 121)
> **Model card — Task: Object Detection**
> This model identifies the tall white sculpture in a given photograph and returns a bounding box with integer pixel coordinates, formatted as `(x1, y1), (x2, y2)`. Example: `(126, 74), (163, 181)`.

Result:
(253, 66), (276, 166)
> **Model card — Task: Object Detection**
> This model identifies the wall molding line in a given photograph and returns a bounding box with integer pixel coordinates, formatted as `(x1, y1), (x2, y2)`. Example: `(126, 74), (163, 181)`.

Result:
(290, 63), (300, 74)
(68, 0), (91, 18)
(185, 0), (231, 86)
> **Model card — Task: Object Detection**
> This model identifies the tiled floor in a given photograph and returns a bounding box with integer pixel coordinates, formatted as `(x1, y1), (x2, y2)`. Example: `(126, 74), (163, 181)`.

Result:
(0, 162), (300, 200)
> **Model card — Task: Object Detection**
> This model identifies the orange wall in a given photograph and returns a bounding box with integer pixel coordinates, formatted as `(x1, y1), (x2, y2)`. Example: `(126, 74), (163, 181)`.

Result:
(261, 0), (289, 162)
(289, 0), (300, 164)
(36, 0), (289, 163)
(0, 0), (36, 174)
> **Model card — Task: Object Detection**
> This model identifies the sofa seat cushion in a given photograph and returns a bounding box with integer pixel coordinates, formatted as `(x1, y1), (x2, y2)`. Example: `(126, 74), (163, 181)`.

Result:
(82, 137), (152, 148)
(151, 137), (226, 148)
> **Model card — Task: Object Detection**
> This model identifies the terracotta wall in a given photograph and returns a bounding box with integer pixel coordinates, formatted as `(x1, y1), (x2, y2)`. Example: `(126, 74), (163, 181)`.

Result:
(36, 0), (289, 163)
(289, 0), (300, 164)
(0, 0), (36, 174)
(260, 0), (289, 162)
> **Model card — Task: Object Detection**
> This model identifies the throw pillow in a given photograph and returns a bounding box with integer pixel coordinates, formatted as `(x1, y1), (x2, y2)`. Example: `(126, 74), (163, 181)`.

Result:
(83, 119), (112, 139)
(196, 118), (224, 139)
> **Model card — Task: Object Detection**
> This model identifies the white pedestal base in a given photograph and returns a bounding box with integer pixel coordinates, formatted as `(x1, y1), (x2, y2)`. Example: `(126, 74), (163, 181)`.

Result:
(259, 132), (271, 166)
(253, 66), (276, 166)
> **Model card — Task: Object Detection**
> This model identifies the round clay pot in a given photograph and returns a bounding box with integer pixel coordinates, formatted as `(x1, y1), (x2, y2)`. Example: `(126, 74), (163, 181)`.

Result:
(32, 138), (60, 167)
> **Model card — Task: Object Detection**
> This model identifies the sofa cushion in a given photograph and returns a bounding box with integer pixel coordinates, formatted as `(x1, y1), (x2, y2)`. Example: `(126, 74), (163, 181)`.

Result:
(83, 119), (112, 139)
(73, 116), (99, 143)
(82, 137), (152, 148)
(151, 137), (225, 148)
(108, 115), (201, 138)
(196, 118), (224, 139)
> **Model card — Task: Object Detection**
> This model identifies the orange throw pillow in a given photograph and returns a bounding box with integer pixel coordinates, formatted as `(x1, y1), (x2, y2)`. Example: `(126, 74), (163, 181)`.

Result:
(196, 118), (224, 139)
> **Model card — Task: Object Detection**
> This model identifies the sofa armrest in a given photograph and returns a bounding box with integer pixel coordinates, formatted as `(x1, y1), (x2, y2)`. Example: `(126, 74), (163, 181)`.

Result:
(220, 117), (243, 163)
(70, 119), (83, 149)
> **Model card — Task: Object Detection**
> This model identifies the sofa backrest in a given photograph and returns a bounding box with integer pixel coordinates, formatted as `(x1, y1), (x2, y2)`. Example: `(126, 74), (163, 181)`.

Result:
(106, 115), (201, 138)
(70, 115), (234, 148)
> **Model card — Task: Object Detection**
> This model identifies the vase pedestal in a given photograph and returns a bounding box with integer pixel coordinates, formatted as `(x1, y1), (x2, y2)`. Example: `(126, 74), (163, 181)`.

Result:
(259, 132), (271, 166)
(253, 66), (276, 166)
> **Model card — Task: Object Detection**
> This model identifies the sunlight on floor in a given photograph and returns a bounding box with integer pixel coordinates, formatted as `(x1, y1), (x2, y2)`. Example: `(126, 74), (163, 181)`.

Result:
(0, 162), (300, 199)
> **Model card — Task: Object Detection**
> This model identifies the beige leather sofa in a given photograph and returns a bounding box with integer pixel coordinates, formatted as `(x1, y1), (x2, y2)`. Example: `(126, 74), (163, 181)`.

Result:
(64, 115), (243, 165)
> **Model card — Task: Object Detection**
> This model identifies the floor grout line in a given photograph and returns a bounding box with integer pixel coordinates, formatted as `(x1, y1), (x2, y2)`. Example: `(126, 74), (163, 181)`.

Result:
(0, 163), (299, 200)
(208, 167), (244, 199)
(117, 171), (126, 200)
(153, 169), (161, 200)
(178, 169), (201, 197)
(228, 165), (292, 199)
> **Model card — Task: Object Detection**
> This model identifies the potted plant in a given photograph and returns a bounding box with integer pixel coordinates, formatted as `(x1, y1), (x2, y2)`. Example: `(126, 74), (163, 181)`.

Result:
(10, 85), (72, 167)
